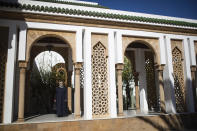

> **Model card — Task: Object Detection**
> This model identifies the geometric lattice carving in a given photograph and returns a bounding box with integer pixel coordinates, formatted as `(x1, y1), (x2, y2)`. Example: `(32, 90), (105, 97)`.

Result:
(0, 51), (7, 123)
(145, 51), (158, 110)
(80, 64), (84, 89)
(92, 42), (109, 118)
(172, 47), (185, 113)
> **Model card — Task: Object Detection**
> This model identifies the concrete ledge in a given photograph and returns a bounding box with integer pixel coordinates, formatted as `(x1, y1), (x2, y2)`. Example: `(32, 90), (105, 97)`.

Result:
(1, 113), (197, 131)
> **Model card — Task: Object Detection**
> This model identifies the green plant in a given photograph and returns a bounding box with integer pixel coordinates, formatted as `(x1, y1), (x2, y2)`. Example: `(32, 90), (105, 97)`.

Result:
(122, 56), (134, 110)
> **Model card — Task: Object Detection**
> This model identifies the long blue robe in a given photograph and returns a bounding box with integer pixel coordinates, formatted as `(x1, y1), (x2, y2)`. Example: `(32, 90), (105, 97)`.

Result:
(56, 87), (67, 117)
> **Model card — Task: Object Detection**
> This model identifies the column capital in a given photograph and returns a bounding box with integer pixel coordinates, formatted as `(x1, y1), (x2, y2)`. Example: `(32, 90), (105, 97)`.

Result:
(191, 65), (197, 72)
(116, 63), (124, 70)
(18, 61), (28, 68)
(155, 64), (165, 72)
(74, 62), (83, 69)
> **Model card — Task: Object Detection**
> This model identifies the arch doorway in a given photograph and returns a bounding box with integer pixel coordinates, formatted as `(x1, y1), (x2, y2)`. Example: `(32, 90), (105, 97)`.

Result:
(24, 36), (77, 120)
(123, 41), (160, 114)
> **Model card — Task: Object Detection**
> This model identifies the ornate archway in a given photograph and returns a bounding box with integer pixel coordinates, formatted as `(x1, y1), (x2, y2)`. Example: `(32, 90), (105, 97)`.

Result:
(16, 31), (82, 122)
(123, 41), (159, 112)
(25, 41), (72, 117)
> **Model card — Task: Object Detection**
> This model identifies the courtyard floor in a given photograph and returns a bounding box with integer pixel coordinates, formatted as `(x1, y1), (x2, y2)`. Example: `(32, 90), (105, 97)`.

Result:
(24, 110), (163, 123)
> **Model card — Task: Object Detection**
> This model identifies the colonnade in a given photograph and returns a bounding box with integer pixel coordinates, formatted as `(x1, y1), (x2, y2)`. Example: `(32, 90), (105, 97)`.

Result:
(0, 20), (197, 124)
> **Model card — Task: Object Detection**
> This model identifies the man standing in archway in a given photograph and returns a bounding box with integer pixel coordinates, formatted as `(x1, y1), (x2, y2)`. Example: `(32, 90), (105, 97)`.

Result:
(56, 81), (67, 117)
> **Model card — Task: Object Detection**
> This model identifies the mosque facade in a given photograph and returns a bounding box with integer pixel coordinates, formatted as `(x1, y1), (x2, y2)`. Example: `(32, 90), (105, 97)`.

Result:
(0, 0), (197, 125)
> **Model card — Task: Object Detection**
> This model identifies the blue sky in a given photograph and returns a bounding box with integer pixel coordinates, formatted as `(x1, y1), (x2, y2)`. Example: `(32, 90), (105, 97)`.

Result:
(84, 0), (197, 20)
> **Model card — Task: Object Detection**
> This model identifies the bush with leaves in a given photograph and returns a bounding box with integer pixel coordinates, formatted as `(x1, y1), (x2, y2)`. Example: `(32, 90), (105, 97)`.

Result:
(122, 56), (134, 110)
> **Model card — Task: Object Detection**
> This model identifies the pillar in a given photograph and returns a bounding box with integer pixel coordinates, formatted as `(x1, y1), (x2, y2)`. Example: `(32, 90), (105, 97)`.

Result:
(156, 64), (166, 113)
(74, 62), (82, 118)
(191, 65), (197, 111)
(163, 36), (176, 113)
(3, 25), (17, 124)
(134, 72), (140, 111)
(116, 63), (124, 116)
(183, 38), (194, 112)
(83, 29), (92, 119)
(108, 31), (117, 118)
(17, 62), (27, 122)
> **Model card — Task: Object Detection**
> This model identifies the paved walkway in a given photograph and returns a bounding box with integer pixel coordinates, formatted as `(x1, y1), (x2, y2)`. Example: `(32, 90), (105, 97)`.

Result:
(25, 114), (81, 123)
(25, 110), (163, 123)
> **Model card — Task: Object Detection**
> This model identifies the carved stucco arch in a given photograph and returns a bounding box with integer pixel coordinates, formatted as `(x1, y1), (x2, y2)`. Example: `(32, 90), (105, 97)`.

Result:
(122, 36), (161, 65)
(26, 29), (76, 63)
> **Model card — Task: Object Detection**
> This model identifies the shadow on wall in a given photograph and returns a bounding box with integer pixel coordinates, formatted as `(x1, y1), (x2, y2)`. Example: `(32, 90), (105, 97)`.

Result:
(163, 77), (176, 113)
(139, 78), (196, 130)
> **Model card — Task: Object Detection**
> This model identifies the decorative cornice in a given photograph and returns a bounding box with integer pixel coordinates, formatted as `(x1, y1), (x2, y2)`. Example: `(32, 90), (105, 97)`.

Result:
(0, 1), (197, 28)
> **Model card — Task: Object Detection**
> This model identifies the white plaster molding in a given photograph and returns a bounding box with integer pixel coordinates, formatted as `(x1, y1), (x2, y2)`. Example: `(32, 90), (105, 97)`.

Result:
(182, 38), (194, 112)
(26, 21), (81, 32)
(3, 25), (17, 124)
(115, 31), (123, 64)
(120, 30), (162, 38)
(163, 36), (176, 113)
(76, 29), (83, 62)
(159, 36), (166, 65)
(83, 29), (92, 120)
(18, 25), (27, 61)
(189, 37), (197, 66)
(108, 31), (117, 118)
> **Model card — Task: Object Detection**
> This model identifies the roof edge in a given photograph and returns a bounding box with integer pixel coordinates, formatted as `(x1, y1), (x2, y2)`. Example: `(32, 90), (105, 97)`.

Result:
(0, 1), (197, 29)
